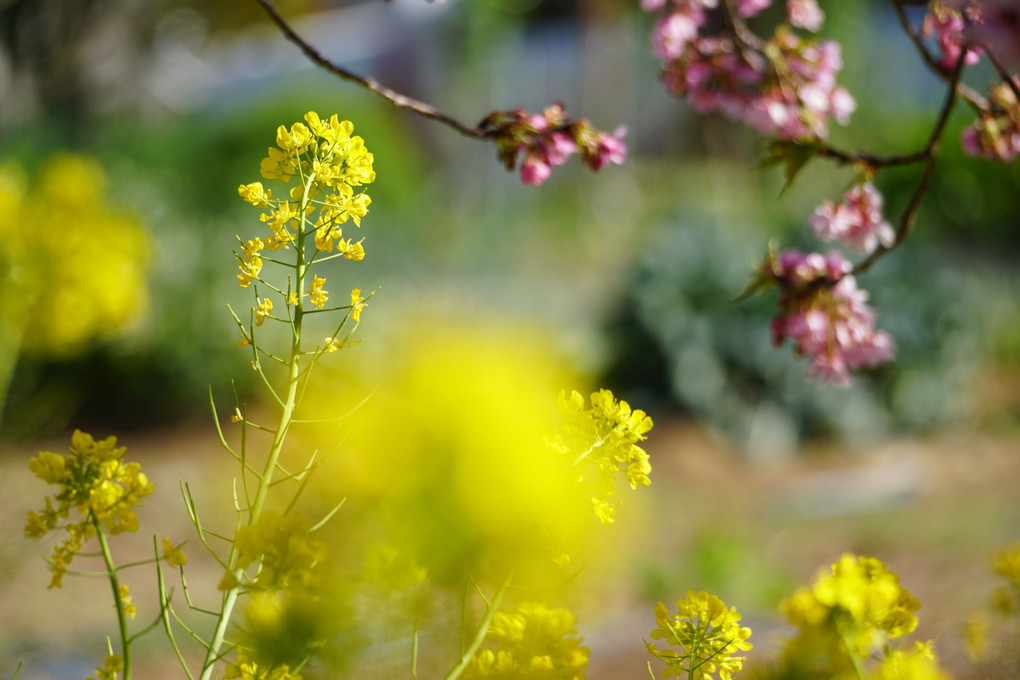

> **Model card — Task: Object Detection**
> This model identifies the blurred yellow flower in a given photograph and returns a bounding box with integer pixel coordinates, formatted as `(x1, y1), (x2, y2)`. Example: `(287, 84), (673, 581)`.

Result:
(466, 603), (589, 680)
(301, 319), (590, 583)
(228, 510), (326, 591)
(86, 653), (124, 680)
(119, 584), (136, 619)
(0, 155), (150, 360)
(162, 537), (188, 567)
(551, 388), (652, 525)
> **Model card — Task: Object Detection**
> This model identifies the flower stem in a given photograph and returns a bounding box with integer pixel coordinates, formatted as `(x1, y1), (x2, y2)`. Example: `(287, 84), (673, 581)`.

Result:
(94, 516), (131, 680)
(442, 575), (513, 680)
(198, 171), (317, 680)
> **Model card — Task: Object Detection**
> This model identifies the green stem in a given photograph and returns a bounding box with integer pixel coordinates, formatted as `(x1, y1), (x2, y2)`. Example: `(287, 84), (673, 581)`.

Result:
(442, 575), (512, 680)
(836, 620), (868, 680)
(93, 516), (132, 680)
(197, 171), (317, 680)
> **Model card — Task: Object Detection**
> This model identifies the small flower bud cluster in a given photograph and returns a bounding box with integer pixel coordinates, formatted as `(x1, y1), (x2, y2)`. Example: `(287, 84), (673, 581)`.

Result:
(644, 0), (855, 140)
(768, 250), (895, 386)
(962, 79), (1020, 161)
(809, 182), (896, 254)
(480, 104), (627, 186)
(922, 2), (984, 71)
(25, 430), (154, 588)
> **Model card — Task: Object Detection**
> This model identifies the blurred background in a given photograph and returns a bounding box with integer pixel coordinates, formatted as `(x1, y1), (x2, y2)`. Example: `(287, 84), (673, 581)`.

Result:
(0, 0), (1018, 678)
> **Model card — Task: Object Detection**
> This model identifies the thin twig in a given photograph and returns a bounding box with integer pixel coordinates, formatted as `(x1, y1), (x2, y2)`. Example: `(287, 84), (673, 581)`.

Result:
(719, 0), (764, 52)
(887, 0), (986, 109)
(853, 48), (967, 276)
(985, 46), (1020, 101)
(816, 144), (928, 168)
(253, 0), (488, 139)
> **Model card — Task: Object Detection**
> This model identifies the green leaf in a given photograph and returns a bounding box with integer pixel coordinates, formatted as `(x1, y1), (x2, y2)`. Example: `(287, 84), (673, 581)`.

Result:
(733, 241), (781, 302)
(758, 139), (820, 195)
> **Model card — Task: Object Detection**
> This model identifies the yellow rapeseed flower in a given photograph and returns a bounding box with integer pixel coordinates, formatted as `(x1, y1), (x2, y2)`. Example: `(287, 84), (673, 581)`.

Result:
(86, 654), (124, 680)
(227, 510), (326, 591)
(25, 430), (153, 588)
(349, 288), (366, 322)
(307, 275), (328, 309)
(465, 603), (589, 680)
(647, 591), (752, 680)
(119, 584), (136, 619)
(551, 388), (652, 525)
(255, 297), (273, 327)
(163, 537), (188, 567)
(239, 182), (272, 207)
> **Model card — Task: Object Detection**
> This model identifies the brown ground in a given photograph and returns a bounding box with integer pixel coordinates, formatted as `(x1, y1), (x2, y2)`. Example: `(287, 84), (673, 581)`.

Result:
(1, 421), (1018, 679)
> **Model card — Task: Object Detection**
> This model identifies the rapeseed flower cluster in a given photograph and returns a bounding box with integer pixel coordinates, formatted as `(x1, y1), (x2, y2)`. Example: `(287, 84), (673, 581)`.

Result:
(990, 543), (1020, 614)
(869, 642), (951, 680)
(778, 554), (950, 679)
(465, 603), (590, 680)
(965, 544), (1020, 665)
(224, 650), (301, 680)
(86, 653), (124, 680)
(551, 389), (652, 525)
(237, 111), (374, 316)
(782, 554), (919, 655)
(221, 510), (327, 592)
(646, 591), (752, 680)
(25, 429), (153, 588)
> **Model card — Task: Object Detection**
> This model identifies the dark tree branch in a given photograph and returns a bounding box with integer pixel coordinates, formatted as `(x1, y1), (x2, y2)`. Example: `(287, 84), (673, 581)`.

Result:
(985, 46), (1020, 101)
(887, 0), (987, 109)
(852, 49), (967, 276)
(253, 0), (488, 139)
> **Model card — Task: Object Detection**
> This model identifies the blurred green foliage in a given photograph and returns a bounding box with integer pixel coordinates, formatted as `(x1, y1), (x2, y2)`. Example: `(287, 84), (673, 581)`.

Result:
(0, 0), (1017, 439)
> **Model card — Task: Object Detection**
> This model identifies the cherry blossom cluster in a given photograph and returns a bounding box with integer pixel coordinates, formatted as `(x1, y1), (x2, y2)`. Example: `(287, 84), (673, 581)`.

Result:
(809, 182), (896, 254)
(480, 104), (627, 186)
(962, 78), (1020, 161)
(922, 2), (984, 71)
(642, 0), (855, 140)
(767, 250), (896, 387)
(945, 0), (1020, 66)
(926, 1), (1020, 163)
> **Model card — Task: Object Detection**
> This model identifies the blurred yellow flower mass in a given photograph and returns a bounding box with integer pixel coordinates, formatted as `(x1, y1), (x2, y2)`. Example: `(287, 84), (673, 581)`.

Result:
(302, 319), (600, 583)
(0, 154), (150, 357)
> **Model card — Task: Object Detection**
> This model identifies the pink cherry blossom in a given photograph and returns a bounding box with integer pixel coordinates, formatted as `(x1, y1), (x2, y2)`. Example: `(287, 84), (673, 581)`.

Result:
(768, 250), (895, 386)
(520, 154), (551, 185)
(652, 9), (705, 61)
(481, 104), (627, 185)
(961, 79), (1020, 162)
(584, 125), (629, 172)
(735, 0), (772, 18)
(808, 182), (896, 254)
(787, 0), (824, 32)
(545, 132), (577, 167)
(960, 0), (1020, 66)
(921, 5), (983, 71)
